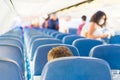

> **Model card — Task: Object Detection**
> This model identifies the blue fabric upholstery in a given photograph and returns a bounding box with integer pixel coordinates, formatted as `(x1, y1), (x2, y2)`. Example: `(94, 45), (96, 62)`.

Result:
(55, 33), (70, 40)
(29, 35), (52, 49)
(50, 32), (61, 37)
(68, 28), (77, 34)
(0, 36), (22, 42)
(0, 37), (23, 46)
(30, 38), (62, 61)
(73, 38), (103, 56)
(24, 29), (43, 43)
(0, 35), (22, 41)
(0, 59), (23, 80)
(43, 29), (58, 35)
(4, 31), (23, 38)
(109, 35), (120, 44)
(90, 44), (120, 69)
(0, 38), (23, 53)
(63, 35), (84, 45)
(33, 44), (79, 75)
(0, 44), (24, 73)
(41, 57), (111, 80)
(46, 31), (57, 35)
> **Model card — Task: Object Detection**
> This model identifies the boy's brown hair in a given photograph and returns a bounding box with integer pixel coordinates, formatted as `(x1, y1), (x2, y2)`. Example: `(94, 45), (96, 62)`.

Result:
(48, 46), (73, 61)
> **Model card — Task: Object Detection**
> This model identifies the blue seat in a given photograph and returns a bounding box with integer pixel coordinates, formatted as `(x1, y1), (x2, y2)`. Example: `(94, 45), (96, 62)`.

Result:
(0, 59), (23, 80)
(4, 32), (22, 38)
(68, 28), (77, 34)
(24, 28), (42, 35)
(109, 35), (120, 44)
(24, 35), (48, 52)
(29, 35), (52, 49)
(30, 38), (62, 61)
(55, 33), (70, 40)
(63, 35), (84, 45)
(50, 32), (61, 37)
(46, 31), (55, 35)
(45, 29), (58, 35)
(0, 44), (24, 74)
(0, 38), (23, 53)
(0, 36), (23, 46)
(41, 57), (111, 80)
(4, 28), (23, 36)
(90, 44), (120, 70)
(73, 38), (103, 56)
(33, 44), (79, 75)
(4, 28), (23, 38)
(24, 33), (43, 43)
(0, 35), (22, 41)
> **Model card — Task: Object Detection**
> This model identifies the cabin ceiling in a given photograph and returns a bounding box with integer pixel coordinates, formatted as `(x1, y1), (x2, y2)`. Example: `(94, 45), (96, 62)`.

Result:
(8, 0), (120, 18)
(11, 0), (86, 17)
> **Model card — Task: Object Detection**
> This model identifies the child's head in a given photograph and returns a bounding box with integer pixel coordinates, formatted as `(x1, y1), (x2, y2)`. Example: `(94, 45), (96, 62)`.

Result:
(81, 15), (87, 21)
(48, 46), (73, 61)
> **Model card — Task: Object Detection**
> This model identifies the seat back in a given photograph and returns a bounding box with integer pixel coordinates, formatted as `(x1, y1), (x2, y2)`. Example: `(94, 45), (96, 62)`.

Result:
(0, 35), (22, 41)
(0, 38), (23, 53)
(33, 44), (79, 75)
(0, 44), (24, 73)
(63, 35), (84, 45)
(29, 35), (52, 47)
(41, 57), (111, 80)
(56, 34), (70, 40)
(0, 59), (23, 80)
(90, 44), (120, 69)
(73, 38), (103, 56)
(109, 35), (120, 44)
(30, 38), (62, 61)
(68, 28), (77, 34)
(50, 32), (61, 37)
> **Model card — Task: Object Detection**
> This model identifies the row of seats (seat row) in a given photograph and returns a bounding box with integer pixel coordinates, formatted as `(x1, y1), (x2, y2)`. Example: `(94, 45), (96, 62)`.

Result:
(40, 56), (112, 80)
(24, 28), (120, 62)
(31, 43), (120, 77)
(40, 44), (120, 80)
(23, 28), (120, 80)
(39, 28), (120, 44)
(0, 27), (25, 80)
(24, 28), (120, 47)
(0, 43), (119, 80)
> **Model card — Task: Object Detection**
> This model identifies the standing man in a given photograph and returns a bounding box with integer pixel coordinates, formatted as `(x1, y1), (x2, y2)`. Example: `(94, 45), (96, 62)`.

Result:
(48, 13), (59, 31)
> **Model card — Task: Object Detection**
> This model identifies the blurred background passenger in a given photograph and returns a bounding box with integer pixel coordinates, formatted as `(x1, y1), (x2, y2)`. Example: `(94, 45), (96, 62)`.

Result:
(59, 16), (72, 33)
(42, 15), (50, 29)
(30, 19), (41, 29)
(48, 13), (59, 31)
(77, 15), (87, 35)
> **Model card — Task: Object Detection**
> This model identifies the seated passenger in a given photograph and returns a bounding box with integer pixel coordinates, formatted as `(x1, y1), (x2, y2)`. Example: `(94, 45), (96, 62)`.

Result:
(48, 46), (73, 61)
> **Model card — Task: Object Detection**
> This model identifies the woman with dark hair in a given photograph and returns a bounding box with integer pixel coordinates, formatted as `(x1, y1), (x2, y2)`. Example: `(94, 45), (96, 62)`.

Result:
(90, 11), (107, 27)
(84, 11), (108, 40)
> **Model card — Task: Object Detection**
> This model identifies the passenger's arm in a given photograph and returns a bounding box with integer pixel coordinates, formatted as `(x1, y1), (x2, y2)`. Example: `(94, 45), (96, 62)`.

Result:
(87, 22), (108, 39)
